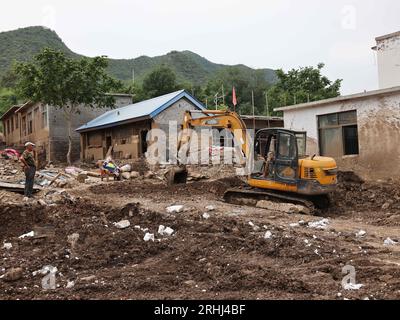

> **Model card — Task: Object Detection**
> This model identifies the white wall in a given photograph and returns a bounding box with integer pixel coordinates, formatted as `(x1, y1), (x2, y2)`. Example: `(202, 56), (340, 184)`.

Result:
(282, 91), (400, 179)
(376, 33), (400, 89)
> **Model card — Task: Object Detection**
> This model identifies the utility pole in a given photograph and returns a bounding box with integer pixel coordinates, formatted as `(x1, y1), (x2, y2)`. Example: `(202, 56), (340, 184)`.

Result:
(252, 90), (256, 135)
(132, 68), (135, 86)
(265, 91), (269, 117)
(222, 84), (225, 105)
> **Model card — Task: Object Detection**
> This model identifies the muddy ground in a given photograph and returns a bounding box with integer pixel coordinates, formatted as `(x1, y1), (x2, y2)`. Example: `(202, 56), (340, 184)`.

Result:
(0, 169), (400, 300)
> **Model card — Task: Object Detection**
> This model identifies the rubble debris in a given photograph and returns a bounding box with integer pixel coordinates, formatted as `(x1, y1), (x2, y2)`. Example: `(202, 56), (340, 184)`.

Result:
(0, 181), (40, 194)
(76, 173), (88, 183)
(356, 230), (367, 238)
(1, 268), (23, 282)
(166, 205), (184, 213)
(114, 220), (131, 229)
(130, 171), (140, 179)
(143, 233), (155, 242)
(256, 200), (310, 215)
(2, 243), (12, 250)
(383, 238), (398, 246)
(343, 283), (364, 291)
(19, 231), (35, 239)
(121, 172), (131, 180)
(264, 231), (273, 239)
(80, 275), (96, 282)
(66, 280), (75, 289)
(120, 164), (132, 173)
(202, 212), (211, 220)
(144, 171), (155, 179)
(248, 221), (260, 232)
(308, 219), (330, 230)
(205, 205), (216, 212)
(158, 225), (174, 236)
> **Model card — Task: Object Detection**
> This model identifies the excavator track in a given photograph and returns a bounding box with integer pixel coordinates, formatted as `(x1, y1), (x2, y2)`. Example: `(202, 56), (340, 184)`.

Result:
(223, 187), (330, 215)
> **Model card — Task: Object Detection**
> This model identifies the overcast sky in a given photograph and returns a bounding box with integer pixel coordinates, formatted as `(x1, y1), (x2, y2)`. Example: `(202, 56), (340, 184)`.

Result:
(1, 0), (399, 94)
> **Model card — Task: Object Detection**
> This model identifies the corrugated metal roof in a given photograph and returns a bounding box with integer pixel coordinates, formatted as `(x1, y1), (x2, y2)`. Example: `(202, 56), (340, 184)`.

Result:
(76, 90), (205, 132)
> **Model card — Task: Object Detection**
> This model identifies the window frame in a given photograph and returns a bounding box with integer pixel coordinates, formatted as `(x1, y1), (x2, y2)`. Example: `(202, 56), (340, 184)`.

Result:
(318, 110), (359, 157)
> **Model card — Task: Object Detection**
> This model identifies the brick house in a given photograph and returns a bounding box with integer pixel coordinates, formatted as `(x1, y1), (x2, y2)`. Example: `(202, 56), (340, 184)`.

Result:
(0, 94), (132, 163)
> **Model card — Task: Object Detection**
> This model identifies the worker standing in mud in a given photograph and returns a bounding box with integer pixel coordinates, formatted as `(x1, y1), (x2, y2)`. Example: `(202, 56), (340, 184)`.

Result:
(20, 142), (37, 200)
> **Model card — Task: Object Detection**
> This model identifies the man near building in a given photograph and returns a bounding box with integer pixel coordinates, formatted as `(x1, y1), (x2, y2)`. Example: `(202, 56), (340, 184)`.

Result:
(20, 142), (37, 199)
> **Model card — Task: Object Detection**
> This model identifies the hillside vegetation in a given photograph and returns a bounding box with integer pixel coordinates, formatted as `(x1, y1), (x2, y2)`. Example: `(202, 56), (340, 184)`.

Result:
(0, 26), (277, 86)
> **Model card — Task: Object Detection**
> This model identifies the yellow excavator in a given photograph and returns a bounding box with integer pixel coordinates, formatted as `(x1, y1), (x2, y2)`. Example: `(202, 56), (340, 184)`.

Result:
(169, 109), (338, 212)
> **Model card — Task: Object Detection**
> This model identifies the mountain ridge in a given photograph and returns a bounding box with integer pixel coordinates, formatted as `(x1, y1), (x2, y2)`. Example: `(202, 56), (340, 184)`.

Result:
(0, 26), (277, 86)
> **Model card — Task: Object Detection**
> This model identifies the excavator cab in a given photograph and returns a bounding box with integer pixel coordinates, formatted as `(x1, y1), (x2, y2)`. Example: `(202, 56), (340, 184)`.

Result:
(249, 128), (337, 197)
(253, 129), (304, 184)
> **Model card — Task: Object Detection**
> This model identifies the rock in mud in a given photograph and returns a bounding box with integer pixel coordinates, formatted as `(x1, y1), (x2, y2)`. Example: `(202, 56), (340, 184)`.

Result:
(114, 220), (131, 229)
(130, 171), (140, 179)
(121, 172), (131, 180)
(256, 200), (310, 215)
(2, 268), (23, 282)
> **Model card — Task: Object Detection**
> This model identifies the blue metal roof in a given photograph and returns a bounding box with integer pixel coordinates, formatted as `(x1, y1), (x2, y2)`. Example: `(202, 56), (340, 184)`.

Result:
(76, 90), (205, 132)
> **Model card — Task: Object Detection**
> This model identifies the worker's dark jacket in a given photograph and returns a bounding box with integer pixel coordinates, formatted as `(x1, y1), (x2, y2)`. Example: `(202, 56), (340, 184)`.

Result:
(22, 150), (36, 197)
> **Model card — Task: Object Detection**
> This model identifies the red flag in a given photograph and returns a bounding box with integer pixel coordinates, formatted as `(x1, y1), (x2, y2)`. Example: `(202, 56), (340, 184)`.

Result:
(232, 87), (237, 107)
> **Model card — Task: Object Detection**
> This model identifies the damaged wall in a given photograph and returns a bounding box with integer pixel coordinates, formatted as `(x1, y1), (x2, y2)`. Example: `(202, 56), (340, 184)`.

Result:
(81, 120), (151, 162)
(49, 95), (132, 163)
(282, 89), (400, 180)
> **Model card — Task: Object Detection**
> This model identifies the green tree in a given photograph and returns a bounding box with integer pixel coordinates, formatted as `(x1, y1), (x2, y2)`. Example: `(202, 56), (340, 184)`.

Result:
(267, 63), (342, 114)
(15, 48), (122, 164)
(142, 65), (179, 98)
(204, 67), (271, 115)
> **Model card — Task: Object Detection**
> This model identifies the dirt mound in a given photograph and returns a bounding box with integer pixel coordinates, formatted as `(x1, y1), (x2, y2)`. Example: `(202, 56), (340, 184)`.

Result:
(326, 171), (400, 225)
(90, 176), (245, 200)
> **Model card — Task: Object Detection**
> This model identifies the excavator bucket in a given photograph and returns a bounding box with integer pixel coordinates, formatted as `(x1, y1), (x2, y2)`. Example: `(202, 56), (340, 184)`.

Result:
(165, 166), (188, 186)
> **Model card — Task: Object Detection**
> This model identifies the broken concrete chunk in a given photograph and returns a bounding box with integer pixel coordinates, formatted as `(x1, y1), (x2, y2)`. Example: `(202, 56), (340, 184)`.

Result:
(143, 233), (155, 242)
(308, 219), (330, 230)
(248, 221), (260, 232)
(343, 283), (364, 290)
(66, 280), (75, 289)
(114, 220), (131, 229)
(158, 225), (174, 236)
(202, 212), (211, 220)
(120, 164), (132, 172)
(264, 231), (273, 239)
(80, 275), (96, 282)
(2, 243), (12, 250)
(256, 200), (310, 215)
(121, 172), (131, 180)
(166, 205), (184, 213)
(384, 238), (398, 246)
(19, 231), (35, 239)
(356, 230), (367, 238)
(205, 205), (216, 212)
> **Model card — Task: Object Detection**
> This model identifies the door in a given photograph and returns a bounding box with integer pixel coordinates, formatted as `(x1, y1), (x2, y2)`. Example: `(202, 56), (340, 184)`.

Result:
(274, 131), (298, 184)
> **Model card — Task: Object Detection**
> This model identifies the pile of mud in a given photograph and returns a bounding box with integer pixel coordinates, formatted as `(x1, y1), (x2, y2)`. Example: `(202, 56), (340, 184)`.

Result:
(90, 177), (245, 200)
(327, 171), (400, 224)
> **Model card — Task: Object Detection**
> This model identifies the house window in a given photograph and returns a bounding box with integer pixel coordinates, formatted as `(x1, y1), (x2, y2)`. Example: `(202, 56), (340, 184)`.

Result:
(22, 116), (27, 137)
(27, 112), (33, 134)
(15, 115), (19, 129)
(11, 117), (14, 132)
(318, 110), (359, 157)
(41, 105), (48, 128)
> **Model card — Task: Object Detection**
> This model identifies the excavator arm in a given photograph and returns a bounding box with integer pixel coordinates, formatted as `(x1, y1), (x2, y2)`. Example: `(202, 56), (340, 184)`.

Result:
(178, 110), (252, 163)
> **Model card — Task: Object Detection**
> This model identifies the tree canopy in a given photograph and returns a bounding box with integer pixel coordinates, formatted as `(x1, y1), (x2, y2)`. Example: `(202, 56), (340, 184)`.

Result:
(266, 63), (342, 114)
(14, 48), (123, 163)
(142, 65), (179, 99)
